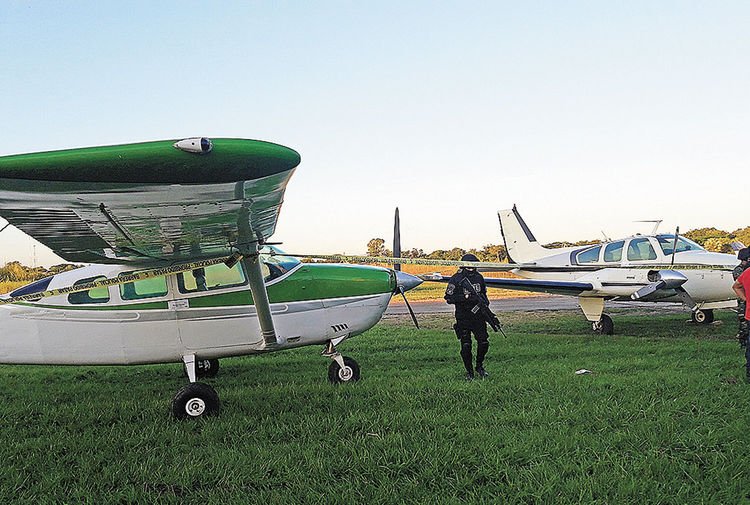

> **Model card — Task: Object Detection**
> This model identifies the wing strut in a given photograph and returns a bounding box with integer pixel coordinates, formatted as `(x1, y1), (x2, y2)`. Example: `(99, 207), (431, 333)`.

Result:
(242, 252), (277, 345)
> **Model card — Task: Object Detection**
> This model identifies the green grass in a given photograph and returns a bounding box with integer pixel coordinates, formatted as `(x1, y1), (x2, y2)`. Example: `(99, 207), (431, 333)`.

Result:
(1, 310), (749, 504)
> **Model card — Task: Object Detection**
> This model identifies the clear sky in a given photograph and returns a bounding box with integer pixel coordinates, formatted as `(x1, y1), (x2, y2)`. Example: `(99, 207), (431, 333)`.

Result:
(1, 1), (748, 267)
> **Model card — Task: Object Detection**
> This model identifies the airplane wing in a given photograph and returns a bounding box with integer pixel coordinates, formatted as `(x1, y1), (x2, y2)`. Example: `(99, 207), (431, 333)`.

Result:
(0, 138), (301, 264)
(420, 274), (594, 296)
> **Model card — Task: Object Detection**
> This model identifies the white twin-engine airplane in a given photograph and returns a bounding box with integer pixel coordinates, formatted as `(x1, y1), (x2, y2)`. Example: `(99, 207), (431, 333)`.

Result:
(485, 206), (739, 334)
(0, 138), (422, 419)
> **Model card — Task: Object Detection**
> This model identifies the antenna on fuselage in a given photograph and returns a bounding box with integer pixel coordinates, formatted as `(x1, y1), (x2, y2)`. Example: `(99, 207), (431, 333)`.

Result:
(635, 220), (663, 235)
(601, 230), (611, 242)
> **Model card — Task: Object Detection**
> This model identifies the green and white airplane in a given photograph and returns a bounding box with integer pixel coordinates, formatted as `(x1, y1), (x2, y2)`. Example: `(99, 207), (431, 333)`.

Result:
(0, 138), (422, 419)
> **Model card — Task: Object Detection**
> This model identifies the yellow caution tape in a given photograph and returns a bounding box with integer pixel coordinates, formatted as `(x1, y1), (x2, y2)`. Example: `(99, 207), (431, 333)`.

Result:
(0, 256), (237, 305)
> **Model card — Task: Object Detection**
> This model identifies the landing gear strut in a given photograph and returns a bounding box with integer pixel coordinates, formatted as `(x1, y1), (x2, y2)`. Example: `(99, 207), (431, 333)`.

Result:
(173, 354), (221, 420)
(323, 340), (361, 384)
(592, 314), (614, 335)
(692, 309), (714, 324)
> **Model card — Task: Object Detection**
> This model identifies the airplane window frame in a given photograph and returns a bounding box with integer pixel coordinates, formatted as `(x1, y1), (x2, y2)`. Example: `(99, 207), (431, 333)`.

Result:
(68, 276), (110, 305)
(656, 235), (703, 256)
(575, 245), (602, 264)
(119, 273), (169, 301)
(626, 238), (658, 261)
(603, 241), (624, 262)
(177, 262), (248, 294)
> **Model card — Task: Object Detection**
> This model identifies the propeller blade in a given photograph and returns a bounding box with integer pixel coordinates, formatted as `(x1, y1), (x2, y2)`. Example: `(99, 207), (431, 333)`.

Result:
(393, 207), (401, 271)
(399, 286), (420, 329)
(670, 226), (679, 267)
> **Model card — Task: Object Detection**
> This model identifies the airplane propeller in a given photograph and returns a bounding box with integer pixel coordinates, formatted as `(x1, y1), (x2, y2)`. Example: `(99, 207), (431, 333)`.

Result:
(670, 226), (679, 267)
(393, 207), (419, 329)
(395, 272), (420, 329)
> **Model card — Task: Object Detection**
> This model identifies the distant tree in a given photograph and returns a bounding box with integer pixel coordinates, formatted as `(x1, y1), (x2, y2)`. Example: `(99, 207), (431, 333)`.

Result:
(543, 240), (599, 248)
(683, 227), (729, 246)
(427, 249), (449, 260)
(367, 238), (387, 257)
(703, 237), (734, 253)
(446, 247), (466, 260)
(406, 248), (425, 258)
(731, 226), (750, 248)
(0, 261), (26, 282)
(479, 244), (507, 262)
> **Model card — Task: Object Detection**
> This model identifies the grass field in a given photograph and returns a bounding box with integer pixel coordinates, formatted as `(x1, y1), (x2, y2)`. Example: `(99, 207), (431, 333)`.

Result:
(1, 309), (749, 503)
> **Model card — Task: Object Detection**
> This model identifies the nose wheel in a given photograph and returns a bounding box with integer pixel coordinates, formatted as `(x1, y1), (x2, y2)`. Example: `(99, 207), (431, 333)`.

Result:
(592, 314), (614, 335)
(323, 341), (361, 384)
(328, 356), (361, 384)
(691, 309), (714, 324)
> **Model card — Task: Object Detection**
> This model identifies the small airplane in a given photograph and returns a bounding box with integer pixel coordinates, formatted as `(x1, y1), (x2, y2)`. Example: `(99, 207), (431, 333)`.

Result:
(0, 137), (422, 419)
(419, 206), (740, 334)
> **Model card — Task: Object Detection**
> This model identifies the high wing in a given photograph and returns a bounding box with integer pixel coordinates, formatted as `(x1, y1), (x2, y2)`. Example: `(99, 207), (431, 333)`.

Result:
(420, 274), (594, 296)
(0, 138), (300, 264)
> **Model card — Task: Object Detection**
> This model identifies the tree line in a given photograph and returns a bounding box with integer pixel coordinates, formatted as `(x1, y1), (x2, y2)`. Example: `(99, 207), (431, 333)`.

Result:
(366, 224), (750, 262)
(2, 224), (748, 283)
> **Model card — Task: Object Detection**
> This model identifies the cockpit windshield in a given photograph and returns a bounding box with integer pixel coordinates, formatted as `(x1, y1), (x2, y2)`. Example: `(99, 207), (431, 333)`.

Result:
(655, 235), (704, 256)
(259, 246), (302, 281)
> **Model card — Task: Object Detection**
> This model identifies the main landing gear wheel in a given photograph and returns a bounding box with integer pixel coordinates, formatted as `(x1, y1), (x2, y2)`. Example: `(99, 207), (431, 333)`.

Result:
(692, 309), (714, 324)
(328, 356), (360, 384)
(172, 382), (220, 420)
(592, 314), (614, 335)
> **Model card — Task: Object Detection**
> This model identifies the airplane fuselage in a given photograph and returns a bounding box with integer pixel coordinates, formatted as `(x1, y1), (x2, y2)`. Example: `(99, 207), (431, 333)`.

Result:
(514, 236), (738, 309)
(0, 257), (397, 366)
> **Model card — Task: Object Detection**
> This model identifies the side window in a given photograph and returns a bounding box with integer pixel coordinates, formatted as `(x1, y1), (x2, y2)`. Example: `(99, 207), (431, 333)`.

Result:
(576, 246), (601, 264)
(627, 238), (657, 261)
(120, 274), (168, 300)
(68, 276), (110, 304)
(603, 241), (624, 262)
(178, 262), (246, 294)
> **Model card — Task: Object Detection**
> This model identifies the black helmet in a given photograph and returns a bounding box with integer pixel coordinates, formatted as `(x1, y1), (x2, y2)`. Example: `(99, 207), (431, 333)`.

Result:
(739, 248), (750, 262)
(461, 253), (479, 263)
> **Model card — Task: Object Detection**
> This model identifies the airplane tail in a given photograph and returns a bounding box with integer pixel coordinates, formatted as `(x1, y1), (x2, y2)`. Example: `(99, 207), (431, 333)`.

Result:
(497, 205), (551, 264)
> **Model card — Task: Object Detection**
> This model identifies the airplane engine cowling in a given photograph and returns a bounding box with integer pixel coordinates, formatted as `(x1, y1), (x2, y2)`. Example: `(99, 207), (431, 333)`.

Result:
(631, 270), (688, 301)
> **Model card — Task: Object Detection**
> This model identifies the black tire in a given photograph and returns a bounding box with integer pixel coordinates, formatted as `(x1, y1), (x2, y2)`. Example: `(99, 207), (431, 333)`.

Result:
(692, 309), (714, 324)
(197, 358), (220, 379)
(328, 356), (361, 384)
(593, 314), (614, 335)
(172, 382), (220, 419)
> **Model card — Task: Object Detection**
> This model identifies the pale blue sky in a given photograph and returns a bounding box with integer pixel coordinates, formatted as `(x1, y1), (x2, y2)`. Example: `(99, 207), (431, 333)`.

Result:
(1, 1), (748, 266)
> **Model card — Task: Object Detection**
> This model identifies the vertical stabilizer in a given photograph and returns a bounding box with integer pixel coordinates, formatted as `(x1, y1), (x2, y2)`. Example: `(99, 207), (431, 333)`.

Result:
(497, 205), (551, 264)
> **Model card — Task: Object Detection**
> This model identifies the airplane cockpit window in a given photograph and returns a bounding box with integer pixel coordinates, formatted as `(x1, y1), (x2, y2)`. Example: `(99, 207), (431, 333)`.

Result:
(177, 262), (246, 294)
(68, 276), (110, 304)
(10, 276), (53, 298)
(627, 238), (657, 261)
(119, 274), (168, 300)
(604, 241), (624, 262)
(656, 235), (704, 256)
(260, 246), (302, 282)
(575, 246), (602, 264)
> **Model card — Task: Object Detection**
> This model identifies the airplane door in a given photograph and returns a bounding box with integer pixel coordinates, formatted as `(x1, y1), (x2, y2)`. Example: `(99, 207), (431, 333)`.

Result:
(170, 263), (265, 351)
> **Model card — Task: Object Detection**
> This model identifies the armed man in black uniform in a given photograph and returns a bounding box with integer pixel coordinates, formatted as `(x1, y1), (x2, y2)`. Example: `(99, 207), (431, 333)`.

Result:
(733, 248), (750, 347)
(444, 254), (491, 380)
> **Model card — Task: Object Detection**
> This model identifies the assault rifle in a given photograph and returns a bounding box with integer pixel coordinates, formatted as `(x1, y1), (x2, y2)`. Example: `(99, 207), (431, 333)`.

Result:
(458, 277), (507, 337)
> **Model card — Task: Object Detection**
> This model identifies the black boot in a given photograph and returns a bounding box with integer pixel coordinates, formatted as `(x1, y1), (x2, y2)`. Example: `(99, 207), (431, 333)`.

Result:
(465, 370), (475, 381)
(475, 366), (489, 378)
